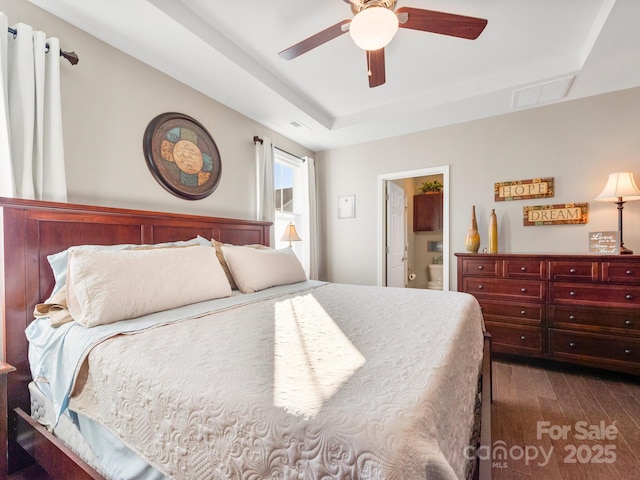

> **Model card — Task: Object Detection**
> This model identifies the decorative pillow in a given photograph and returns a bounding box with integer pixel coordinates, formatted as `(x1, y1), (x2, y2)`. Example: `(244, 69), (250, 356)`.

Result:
(46, 238), (202, 299)
(211, 239), (270, 290)
(66, 245), (231, 327)
(221, 245), (306, 293)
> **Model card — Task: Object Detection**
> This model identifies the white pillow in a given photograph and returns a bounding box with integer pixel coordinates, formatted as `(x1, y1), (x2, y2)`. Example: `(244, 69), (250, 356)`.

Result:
(66, 246), (231, 327)
(47, 237), (203, 298)
(221, 246), (306, 293)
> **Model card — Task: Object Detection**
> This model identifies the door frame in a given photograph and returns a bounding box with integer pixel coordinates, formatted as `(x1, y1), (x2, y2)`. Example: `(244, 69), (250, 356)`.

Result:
(377, 165), (450, 289)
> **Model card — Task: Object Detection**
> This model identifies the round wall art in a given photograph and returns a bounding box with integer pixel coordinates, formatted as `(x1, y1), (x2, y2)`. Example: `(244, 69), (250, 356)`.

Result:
(143, 112), (222, 200)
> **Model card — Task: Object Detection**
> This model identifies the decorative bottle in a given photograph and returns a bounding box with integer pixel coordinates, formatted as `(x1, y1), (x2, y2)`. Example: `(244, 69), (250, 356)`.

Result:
(464, 205), (481, 253)
(489, 209), (498, 253)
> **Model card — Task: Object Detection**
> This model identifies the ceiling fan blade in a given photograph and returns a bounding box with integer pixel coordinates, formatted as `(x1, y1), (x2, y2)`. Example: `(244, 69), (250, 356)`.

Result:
(279, 20), (351, 60)
(367, 49), (385, 88)
(396, 7), (487, 40)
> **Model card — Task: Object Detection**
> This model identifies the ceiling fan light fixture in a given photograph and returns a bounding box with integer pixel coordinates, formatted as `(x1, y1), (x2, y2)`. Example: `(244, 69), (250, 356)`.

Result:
(349, 7), (399, 51)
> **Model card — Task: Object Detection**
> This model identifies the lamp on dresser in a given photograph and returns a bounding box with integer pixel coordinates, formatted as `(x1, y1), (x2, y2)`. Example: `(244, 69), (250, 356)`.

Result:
(595, 171), (640, 254)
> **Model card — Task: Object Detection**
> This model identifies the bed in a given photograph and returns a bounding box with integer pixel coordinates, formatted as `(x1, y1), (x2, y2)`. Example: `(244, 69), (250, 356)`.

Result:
(0, 197), (492, 480)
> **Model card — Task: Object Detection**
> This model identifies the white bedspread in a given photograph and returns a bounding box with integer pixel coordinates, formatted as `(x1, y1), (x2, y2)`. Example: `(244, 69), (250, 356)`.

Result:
(65, 282), (484, 480)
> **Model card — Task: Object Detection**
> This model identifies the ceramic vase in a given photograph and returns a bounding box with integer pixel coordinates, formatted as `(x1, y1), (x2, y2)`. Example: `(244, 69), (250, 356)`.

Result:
(489, 209), (498, 253)
(464, 205), (481, 253)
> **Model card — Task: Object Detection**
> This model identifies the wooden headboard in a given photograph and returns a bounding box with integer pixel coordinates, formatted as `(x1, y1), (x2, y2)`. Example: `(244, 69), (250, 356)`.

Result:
(0, 197), (271, 420)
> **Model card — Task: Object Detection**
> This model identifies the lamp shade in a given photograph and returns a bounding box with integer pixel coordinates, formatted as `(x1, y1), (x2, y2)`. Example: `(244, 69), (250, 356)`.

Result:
(349, 7), (399, 51)
(595, 172), (640, 202)
(281, 223), (302, 245)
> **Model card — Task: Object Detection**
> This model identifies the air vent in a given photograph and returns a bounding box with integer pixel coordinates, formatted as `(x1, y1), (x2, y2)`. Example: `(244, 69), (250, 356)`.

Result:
(512, 76), (575, 109)
(289, 120), (311, 132)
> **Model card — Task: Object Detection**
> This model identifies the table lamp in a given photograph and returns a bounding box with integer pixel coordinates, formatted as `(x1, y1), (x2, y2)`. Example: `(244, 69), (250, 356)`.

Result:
(595, 172), (640, 254)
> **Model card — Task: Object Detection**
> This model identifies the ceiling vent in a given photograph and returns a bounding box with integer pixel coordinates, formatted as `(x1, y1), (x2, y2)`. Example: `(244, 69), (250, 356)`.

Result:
(512, 76), (575, 109)
(289, 120), (311, 132)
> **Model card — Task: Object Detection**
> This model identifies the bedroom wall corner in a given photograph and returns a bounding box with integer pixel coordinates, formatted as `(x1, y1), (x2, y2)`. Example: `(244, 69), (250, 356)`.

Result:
(316, 87), (640, 289)
(0, 0), (314, 221)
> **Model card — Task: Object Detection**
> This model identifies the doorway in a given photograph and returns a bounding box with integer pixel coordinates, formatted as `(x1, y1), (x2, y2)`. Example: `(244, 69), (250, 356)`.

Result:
(377, 165), (450, 290)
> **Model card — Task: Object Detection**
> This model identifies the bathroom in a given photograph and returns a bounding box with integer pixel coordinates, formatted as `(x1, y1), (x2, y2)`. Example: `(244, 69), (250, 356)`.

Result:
(391, 174), (445, 290)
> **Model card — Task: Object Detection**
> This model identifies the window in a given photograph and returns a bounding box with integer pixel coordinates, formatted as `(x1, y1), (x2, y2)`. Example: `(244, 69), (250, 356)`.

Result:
(274, 149), (308, 272)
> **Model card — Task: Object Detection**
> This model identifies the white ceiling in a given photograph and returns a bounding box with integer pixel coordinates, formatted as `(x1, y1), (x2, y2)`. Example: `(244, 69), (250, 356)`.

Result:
(30, 0), (640, 152)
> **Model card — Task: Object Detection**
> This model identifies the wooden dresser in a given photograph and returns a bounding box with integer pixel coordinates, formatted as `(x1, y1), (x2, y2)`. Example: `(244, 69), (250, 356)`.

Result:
(456, 253), (640, 375)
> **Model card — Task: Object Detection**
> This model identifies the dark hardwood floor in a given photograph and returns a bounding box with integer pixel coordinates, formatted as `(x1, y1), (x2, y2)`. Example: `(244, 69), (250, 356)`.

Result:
(9, 359), (640, 480)
(492, 358), (640, 480)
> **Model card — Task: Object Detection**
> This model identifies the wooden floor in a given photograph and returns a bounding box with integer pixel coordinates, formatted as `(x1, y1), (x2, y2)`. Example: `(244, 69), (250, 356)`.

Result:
(492, 358), (640, 480)
(9, 358), (640, 480)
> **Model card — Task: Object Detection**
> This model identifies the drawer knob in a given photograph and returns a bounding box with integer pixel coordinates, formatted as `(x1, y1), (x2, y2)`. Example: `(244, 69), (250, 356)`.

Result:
(520, 310), (526, 315)
(478, 285), (484, 290)
(569, 268), (577, 274)
(569, 315), (576, 320)
(624, 349), (632, 355)
(625, 294), (633, 300)
(626, 270), (634, 275)
(569, 342), (576, 348)
(520, 266), (527, 272)
(478, 265), (484, 270)
(520, 336), (527, 341)
(520, 287), (527, 293)
(569, 291), (577, 297)
(625, 320), (633, 326)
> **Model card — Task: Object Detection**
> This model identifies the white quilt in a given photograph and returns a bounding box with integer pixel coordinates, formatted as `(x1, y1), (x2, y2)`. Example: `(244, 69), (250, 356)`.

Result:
(68, 283), (484, 480)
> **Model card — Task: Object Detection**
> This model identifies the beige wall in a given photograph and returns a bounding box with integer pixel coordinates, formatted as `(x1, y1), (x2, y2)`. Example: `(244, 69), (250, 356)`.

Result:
(317, 88), (640, 288)
(1, 0), (314, 220)
(3, 1), (640, 293)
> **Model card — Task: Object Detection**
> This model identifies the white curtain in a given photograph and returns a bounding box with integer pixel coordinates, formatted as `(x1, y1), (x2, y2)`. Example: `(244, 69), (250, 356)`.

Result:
(0, 15), (67, 201)
(302, 156), (319, 279)
(255, 136), (275, 246)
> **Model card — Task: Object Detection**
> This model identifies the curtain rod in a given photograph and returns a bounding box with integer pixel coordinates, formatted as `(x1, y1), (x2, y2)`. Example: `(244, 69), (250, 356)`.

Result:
(253, 136), (305, 161)
(7, 26), (79, 65)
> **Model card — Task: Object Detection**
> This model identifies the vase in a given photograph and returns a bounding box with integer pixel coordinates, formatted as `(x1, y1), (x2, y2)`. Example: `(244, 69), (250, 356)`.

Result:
(489, 209), (498, 253)
(464, 205), (481, 253)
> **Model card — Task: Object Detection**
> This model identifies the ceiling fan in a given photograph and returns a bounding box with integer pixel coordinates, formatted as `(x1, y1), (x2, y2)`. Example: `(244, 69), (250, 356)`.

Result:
(278, 0), (488, 88)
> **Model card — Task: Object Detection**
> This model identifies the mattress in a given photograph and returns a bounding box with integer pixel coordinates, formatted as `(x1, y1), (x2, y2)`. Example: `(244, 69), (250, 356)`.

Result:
(28, 281), (484, 479)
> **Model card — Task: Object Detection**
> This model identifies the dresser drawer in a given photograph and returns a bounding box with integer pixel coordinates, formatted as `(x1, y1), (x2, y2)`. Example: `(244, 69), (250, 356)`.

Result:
(603, 262), (640, 284)
(456, 252), (640, 375)
(462, 258), (500, 277)
(463, 277), (545, 301)
(550, 261), (598, 282)
(549, 305), (640, 334)
(479, 300), (543, 326)
(503, 259), (546, 279)
(550, 329), (640, 365)
(551, 282), (640, 308)
(485, 321), (543, 355)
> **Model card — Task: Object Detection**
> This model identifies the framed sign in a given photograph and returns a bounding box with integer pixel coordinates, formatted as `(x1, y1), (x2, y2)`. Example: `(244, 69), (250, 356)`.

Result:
(589, 231), (619, 254)
(338, 195), (356, 219)
(143, 112), (222, 200)
(495, 177), (554, 202)
(523, 203), (588, 226)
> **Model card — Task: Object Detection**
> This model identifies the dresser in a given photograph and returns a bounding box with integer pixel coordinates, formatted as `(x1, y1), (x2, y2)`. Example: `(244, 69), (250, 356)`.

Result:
(456, 253), (640, 375)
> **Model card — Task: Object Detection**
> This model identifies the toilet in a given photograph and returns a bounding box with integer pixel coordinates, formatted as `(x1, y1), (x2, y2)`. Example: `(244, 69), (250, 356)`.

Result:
(427, 264), (443, 290)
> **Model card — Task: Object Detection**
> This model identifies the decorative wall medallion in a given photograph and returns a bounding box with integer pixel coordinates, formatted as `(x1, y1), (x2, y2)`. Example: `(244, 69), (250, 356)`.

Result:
(143, 112), (221, 200)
